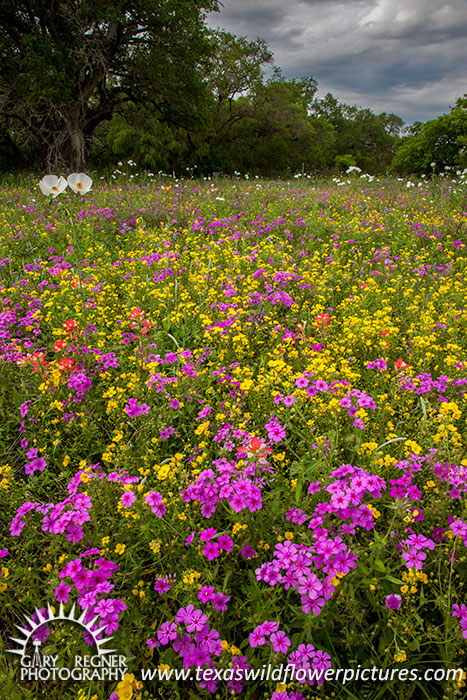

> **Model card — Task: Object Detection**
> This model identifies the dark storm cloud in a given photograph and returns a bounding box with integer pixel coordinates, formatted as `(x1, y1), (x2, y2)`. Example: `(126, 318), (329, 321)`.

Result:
(207, 0), (467, 123)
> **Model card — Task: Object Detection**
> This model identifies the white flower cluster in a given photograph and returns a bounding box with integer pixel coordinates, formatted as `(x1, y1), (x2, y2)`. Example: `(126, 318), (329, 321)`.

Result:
(38, 173), (92, 197)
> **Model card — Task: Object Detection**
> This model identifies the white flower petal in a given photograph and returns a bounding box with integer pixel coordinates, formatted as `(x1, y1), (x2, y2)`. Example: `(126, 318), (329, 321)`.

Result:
(67, 172), (92, 194)
(38, 174), (68, 197)
(56, 176), (67, 190)
(38, 180), (52, 196)
(42, 175), (59, 187)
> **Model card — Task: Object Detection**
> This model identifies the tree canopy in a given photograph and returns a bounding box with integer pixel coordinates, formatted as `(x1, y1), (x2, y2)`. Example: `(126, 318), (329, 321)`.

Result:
(392, 96), (467, 175)
(3, 4), (462, 178)
(0, 0), (218, 170)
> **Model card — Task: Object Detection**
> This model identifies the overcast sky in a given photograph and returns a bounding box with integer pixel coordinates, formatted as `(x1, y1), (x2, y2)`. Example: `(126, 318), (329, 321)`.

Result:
(206, 0), (467, 125)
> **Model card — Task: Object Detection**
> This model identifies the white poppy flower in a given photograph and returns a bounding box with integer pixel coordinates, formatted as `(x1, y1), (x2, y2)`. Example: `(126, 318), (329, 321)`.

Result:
(38, 175), (68, 197)
(67, 172), (92, 194)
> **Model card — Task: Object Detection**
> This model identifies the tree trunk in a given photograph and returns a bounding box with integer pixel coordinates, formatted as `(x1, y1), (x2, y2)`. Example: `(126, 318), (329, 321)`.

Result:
(67, 125), (86, 172)
(41, 22), (123, 172)
(45, 114), (87, 173)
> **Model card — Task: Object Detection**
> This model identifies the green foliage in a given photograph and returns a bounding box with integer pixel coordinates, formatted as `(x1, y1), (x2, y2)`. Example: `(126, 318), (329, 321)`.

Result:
(2, 176), (467, 699)
(334, 154), (356, 171)
(5, 0), (465, 178)
(0, 0), (219, 170)
(392, 96), (467, 175)
(312, 95), (399, 173)
(221, 79), (319, 175)
(205, 30), (273, 103)
(102, 113), (183, 173)
(0, 119), (35, 172)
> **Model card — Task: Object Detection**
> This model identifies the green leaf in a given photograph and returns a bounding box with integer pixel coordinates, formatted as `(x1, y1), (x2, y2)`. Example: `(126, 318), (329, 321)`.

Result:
(374, 559), (386, 573)
(295, 479), (303, 503)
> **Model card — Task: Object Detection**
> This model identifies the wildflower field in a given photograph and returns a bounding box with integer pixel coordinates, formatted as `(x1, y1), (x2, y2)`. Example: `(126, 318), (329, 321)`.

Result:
(1, 172), (467, 700)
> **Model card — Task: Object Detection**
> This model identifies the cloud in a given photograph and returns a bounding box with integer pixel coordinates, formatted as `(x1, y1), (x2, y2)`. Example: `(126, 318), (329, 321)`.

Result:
(206, 0), (467, 122)
(360, 0), (467, 40)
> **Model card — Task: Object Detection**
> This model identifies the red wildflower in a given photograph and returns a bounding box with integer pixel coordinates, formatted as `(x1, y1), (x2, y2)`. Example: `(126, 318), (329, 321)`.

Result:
(128, 308), (152, 335)
(315, 313), (330, 326)
(57, 357), (75, 373)
(237, 436), (273, 459)
(394, 358), (409, 371)
(63, 319), (78, 334)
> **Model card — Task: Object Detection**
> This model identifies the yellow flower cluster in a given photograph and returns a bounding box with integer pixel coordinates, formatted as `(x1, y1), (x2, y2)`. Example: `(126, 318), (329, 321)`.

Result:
(400, 568), (428, 595)
(0, 464), (11, 491)
(114, 673), (142, 700)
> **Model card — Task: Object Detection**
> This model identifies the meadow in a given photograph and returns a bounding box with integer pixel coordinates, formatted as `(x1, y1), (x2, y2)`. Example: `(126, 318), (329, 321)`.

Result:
(1, 170), (467, 700)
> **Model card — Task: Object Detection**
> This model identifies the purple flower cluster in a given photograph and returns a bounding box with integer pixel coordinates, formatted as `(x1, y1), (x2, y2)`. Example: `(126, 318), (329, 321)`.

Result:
(366, 358), (388, 370)
(0, 295), (43, 356)
(145, 491), (166, 517)
(19, 431), (48, 476)
(241, 544), (256, 559)
(120, 490), (136, 508)
(249, 620), (291, 654)
(264, 417), (286, 443)
(339, 389), (377, 429)
(59, 556), (127, 638)
(323, 464), (385, 529)
(256, 541), (333, 616)
(385, 594), (402, 610)
(152, 605), (222, 670)
(20, 400), (31, 417)
(24, 608), (52, 643)
(149, 608), (254, 694)
(274, 393), (296, 407)
(452, 604), (467, 639)
(390, 450), (467, 506)
(399, 533), (435, 570)
(433, 460), (467, 501)
(212, 421), (252, 453)
(146, 371), (178, 392)
(154, 576), (175, 595)
(365, 361), (467, 403)
(24, 451), (47, 476)
(389, 453), (425, 501)
(198, 585), (230, 611)
(159, 426), (175, 440)
(181, 457), (265, 518)
(287, 642), (332, 687)
(10, 464), (139, 541)
(96, 352), (119, 370)
(185, 528), (234, 562)
(271, 692), (305, 700)
(124, 397), (150, 418)
(286, 508), (308, 524)
(10, 493), (90, 543)
(29, 556), (126, 646)
(68, 371), (92, 399)
(196, 405), (212, 421)
(449, 518), (467, 545)
(296, 377), (351, 399)
(399, 372), (467, 396)
(257, 464), (385, 616)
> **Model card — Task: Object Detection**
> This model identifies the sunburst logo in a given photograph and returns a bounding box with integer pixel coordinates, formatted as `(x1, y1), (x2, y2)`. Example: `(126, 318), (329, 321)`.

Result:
(7, 602), (115, 658)
(7, 603), (126, 683)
